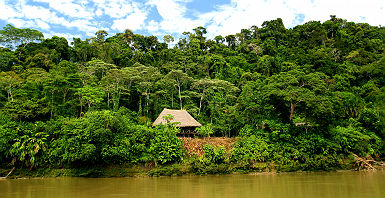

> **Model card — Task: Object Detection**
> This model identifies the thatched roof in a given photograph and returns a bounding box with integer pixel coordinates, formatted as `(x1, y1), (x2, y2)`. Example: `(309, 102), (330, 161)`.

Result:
(152, 109), (202, 127)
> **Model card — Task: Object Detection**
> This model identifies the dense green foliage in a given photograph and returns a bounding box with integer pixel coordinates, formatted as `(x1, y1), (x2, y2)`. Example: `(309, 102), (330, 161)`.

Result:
(1, 16), (385, 172)
(0, 109), (183, 169)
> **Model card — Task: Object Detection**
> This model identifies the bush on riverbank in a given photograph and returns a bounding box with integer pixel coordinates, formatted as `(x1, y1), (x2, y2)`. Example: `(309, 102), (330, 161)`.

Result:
(0, 109), (374, 177)
(0, 109), (184, 170)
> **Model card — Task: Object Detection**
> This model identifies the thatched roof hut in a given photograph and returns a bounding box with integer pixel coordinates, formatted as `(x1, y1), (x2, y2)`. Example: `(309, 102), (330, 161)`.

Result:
(152, 109), (202, 128)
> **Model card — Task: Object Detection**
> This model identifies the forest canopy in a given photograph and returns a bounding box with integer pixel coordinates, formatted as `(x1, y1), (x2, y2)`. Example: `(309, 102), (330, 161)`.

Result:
(1, 16), (384, 171)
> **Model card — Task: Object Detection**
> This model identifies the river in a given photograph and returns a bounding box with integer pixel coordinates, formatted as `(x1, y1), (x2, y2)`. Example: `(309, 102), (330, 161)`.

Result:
(1, 171), (384, 198)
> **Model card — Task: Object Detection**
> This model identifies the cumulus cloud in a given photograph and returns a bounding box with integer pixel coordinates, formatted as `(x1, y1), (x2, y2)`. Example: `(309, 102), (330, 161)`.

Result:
(1, 0), (385, 42)
(190, 0), (385, 38)
(0, 0), (23, 20)
(7, 18), (35, 28)
(111, 8), (148, 31)
(295, 0), (385, 27)
(33, 0), (94, 19)
(35, 19), (50, 29)
(148, 0), (187, 20)
(22, 4), (55, 20)
(93, 0), (135, 18)
(147, 20), (160, 32)
(147, 0), (205, 34)
(61, 19), (100, 36)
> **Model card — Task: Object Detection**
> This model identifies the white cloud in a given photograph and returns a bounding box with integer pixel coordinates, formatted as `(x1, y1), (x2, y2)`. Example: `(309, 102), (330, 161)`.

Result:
(1, 0), (116, 37)
(1, 1), (74, 30)
(195, 0), (385, 38)
(147, 20), (160, 32)
(35, 19), (50, 29)
(61, 19), (99, 35)
(95, 8), (103, 16)
(97, 0), (134, 18)
(0, 0), (23, 20)
(2, 0), (385, 43)
(197, 0), (298, 37)
(7, 18), (35, 28)
(296, 0), (385, 27)
(111, 8), (148, 31)
(33, 0), (94, 19)
(19, 3), (68, 29)
(148, 0), (186, 20)
(147, 0), (205, 34)
(22, 4), (54, 20)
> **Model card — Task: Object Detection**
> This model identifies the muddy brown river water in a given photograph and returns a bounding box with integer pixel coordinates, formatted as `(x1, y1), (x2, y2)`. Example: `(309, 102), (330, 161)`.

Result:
(1, 171), (385, 198)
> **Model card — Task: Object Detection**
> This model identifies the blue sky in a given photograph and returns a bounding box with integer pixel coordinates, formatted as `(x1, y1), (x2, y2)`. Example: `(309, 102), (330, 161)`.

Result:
(1, 0), (384, 43)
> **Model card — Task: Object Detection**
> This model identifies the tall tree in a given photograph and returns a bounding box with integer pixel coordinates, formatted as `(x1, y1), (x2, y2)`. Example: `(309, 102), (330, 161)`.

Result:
(0, 24), (44, 50)
(163, 35), (174, 48)
(192, 78), (239, 117)
(0, 71), (22, 102)
(164, 70), (193, 109)
(0, 47), (18, 71)
(134, 64), (161, 116)
(263, 69), (332, 123)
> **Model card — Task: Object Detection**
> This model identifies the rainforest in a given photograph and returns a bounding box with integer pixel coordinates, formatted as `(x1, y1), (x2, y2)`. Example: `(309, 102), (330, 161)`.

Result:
(0, 16), (384, 177)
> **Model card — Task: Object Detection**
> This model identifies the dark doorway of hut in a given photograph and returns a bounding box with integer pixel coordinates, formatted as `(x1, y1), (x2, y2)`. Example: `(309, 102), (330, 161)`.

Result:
(178, 127), (196, 138)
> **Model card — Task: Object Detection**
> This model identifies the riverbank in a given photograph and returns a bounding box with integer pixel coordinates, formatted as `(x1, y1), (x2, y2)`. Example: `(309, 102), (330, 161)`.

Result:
(0, 158), (356, 179)
(2, 136), (384, 179)
(4, 155), (385, 178)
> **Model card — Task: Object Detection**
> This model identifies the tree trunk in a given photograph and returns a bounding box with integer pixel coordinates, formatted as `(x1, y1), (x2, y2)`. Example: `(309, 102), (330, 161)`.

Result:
(146, 89), (150, 116)
(171, 93), (173, 108)
(50, 90), (54, 119)
(114, 89), (121, 111)
(63, 89), (67, 104)
(139, 97), (142, 115)
(198, 94), (204, 115)
(8, 88), (13, 102)
(79, 95), (83, 117)
(178, 83), (182, 109)
(322, 38), (326, 48)
(289, 102), (295, 122)
(107, 92), (110, 109)
(113, 85), (120, 111)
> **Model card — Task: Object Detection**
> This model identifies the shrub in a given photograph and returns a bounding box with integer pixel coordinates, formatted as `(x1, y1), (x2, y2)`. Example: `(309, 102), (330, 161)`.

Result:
(230, 135), (270, 163)
(149, 124), (184, 165)
(330, 125), (380, 155)
(203, 144), (226, 164)
(196, 124), (214, 137)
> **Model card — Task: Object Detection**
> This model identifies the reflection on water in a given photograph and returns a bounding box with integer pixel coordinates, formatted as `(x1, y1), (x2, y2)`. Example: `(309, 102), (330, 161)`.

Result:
(1, 171), (385, 198)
